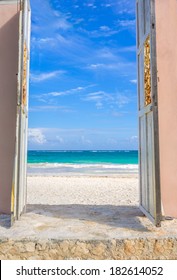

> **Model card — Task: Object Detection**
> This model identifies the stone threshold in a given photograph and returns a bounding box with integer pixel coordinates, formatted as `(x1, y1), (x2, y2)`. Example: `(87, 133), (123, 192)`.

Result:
(0, 237), (177, 260)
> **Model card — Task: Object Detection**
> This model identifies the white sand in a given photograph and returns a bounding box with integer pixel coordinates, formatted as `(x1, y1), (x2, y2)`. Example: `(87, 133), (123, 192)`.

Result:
(27, 175), (139, 206)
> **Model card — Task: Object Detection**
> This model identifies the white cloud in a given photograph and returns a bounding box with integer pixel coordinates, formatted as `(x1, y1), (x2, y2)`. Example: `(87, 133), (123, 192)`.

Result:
(84, 91), (110, 101)
(32, 37), (55, 45)
(129, 136), (138, 147)
(118, 46), (136, 53)
(100, 26), (111, 31)
(28, 129), (46, 144)
(28, 127), (137, 150)
(113, 0), (135, 15)
(87, 64), (105, 70)
(84, 91), (110, 109)
(101, 4), (112, 8)
(47, 85), (96, 97)
(29, 105), (73, 112)
(131, 136), (138, 141)
(74, 18), (85, 25)
(83, 90), (132, 110)
(29, 85), (97, 108)
(118, 19), (136, 28)
(30, 71), (65, 82)
(85, 3), (97, 8)
(81, 27), (119, 38)
(116, 95), (131, 108)
(86, 62), (135, 73)
(56, 136), (64, 143)
(81, 135), (92, 145)
(96, 101), (103, 109)
(87, 91), (104, 97)
(83, 91), (106, 109)
(54, 18), (72, 30)
(97, 48), (117, 59)
(31, 35), (69, 49)
(49, 87), (84, 97)
(130, 79), (137, 84)
(31, 0), (72, 35)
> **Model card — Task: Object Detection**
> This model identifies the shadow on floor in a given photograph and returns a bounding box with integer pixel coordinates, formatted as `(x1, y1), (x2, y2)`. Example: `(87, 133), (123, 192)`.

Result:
(27, 204), (149, 232)
(0, 215), (11, 229)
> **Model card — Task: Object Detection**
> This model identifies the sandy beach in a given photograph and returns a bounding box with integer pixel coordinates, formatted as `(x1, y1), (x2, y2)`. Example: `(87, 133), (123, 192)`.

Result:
(27, 174), (139, 206)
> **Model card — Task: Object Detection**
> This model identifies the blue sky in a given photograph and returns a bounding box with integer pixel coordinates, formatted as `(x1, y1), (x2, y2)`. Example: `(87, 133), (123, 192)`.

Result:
(28, 0), (138, 150)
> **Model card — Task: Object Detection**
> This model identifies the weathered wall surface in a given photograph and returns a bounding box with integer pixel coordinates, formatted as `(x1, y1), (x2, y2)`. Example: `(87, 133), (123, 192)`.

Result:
(0, 238), (177, 260)
(155, 0), (177, 217)
(0, 5), (19, 213)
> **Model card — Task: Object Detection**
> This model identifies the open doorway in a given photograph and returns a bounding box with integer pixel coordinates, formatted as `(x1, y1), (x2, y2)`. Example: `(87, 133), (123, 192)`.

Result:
(26, 0), (140, 235)
(27, 0), (163, 228)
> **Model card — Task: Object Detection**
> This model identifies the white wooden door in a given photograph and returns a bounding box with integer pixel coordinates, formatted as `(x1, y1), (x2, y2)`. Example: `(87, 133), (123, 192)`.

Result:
(11, 0), (31, 223)
(136, 0), (162, 226)
(11, 7), (23, 224)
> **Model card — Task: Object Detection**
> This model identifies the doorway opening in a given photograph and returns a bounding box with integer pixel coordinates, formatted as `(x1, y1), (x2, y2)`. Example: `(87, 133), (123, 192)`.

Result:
(26, 0), (141, 235)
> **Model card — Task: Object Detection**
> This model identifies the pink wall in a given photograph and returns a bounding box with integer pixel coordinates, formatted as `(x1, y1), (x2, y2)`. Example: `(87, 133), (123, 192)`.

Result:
(0, 5), (19, 214)
(156, 0), (177, 217)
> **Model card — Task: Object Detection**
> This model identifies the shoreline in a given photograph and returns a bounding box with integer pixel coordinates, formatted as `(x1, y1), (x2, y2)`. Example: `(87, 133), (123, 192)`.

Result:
(27, 163), (139, 177)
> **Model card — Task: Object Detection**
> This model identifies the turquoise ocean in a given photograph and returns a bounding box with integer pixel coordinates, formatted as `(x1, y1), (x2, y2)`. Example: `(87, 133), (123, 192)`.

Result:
(28, 150), (138, 175)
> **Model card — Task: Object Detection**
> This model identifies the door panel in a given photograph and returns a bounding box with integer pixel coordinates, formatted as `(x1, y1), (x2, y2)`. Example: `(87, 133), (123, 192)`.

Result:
(147, 111), (155, 217)
(11, 0), (31, 223)
(137, 0), (161, 226)
(11, 8), (23, 224)
(138, 0), (145, 41)
(144, 0), (151, 34)
(139, 115), (148, 209)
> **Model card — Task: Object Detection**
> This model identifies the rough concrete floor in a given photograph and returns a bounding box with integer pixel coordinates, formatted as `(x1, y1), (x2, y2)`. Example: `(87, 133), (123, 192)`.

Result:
(0, 204), (177, 241)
